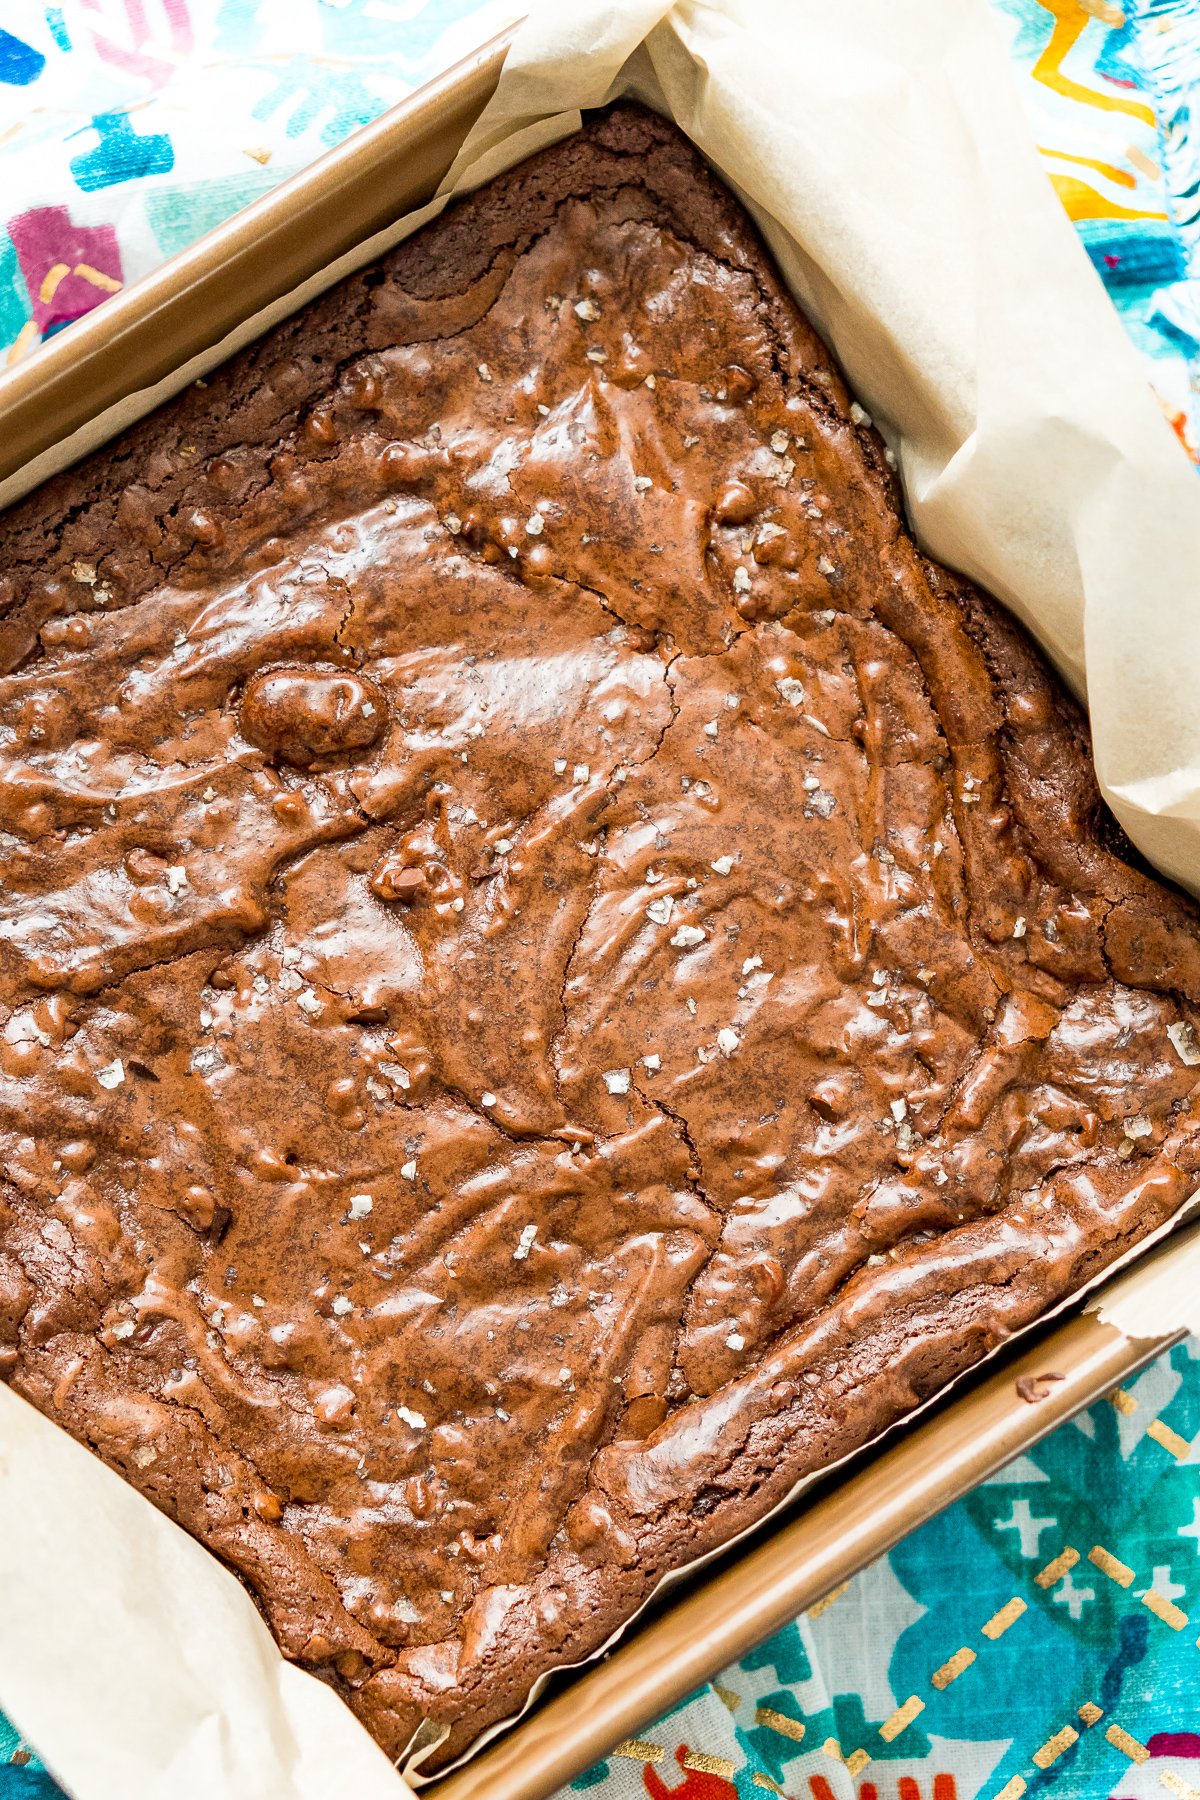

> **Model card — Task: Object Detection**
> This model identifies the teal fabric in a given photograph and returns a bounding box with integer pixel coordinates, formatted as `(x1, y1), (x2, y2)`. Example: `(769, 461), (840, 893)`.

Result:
(1, 4), (1198, 1796)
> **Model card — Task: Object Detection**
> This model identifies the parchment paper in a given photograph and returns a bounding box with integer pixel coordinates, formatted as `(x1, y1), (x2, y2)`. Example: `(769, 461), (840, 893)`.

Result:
(4, 1), (1200, 1795)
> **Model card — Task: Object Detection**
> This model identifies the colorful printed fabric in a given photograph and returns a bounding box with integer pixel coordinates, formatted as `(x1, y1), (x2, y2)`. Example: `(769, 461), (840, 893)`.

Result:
(1, 4), (1200, 1799)
(990, 0), (1200, 460)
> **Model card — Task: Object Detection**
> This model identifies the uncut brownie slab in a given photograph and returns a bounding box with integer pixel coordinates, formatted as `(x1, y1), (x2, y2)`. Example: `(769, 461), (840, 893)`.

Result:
(1, 104), (1199, 1766)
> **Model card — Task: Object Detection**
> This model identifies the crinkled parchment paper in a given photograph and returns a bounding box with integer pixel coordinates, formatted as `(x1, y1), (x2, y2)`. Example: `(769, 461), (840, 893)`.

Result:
(4, 0), (1200, 1794)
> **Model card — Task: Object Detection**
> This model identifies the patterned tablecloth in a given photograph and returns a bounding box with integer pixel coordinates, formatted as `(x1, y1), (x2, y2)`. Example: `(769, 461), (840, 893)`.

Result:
(1, 4), (1199, 1798)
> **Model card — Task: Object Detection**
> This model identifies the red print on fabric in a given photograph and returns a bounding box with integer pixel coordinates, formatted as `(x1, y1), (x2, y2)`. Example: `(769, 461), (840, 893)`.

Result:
(810, 1778), (958, 1800)
(6, 205), (122, 335)
(643, 1744), (739, 1799)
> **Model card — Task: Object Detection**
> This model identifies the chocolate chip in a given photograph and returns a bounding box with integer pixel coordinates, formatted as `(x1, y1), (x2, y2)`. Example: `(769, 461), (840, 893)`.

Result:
(712, 480), (756, 525)
(722, 364), (756, 403)
(370, 858), (426, 903)
(239, 667), (387, 768)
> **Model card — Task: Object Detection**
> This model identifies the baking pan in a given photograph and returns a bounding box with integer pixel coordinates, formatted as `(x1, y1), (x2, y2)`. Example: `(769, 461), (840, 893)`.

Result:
(0, 26), (1190, 1797)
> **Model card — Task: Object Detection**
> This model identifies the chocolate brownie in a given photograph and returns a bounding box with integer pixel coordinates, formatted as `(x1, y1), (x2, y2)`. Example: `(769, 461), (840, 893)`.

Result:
(1, 105), (1198, 1768)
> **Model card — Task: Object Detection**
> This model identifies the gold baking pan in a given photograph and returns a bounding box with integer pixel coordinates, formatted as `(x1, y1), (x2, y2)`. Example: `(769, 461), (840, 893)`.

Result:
(0, 27), (1190, 1799)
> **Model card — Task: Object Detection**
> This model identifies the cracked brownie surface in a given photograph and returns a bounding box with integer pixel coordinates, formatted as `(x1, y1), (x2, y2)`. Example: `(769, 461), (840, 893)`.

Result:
(2, 105), (1200, 1766)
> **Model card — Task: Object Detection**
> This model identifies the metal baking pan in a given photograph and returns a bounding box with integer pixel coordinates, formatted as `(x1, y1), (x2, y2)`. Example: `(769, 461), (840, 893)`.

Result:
(0, 26), (1187, 1798)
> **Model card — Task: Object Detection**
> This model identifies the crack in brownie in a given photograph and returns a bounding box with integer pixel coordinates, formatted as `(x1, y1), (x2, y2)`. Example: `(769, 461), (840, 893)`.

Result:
(1, 104), (1198, 1768)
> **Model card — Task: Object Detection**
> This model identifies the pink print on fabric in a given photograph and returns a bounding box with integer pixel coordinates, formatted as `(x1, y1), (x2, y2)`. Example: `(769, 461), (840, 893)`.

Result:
(7, 205), (122, 334)
(80, 0), (194, 89)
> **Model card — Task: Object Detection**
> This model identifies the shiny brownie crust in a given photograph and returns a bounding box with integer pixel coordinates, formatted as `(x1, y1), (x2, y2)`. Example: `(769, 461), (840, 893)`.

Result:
(1, 105), (1199, 1766)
